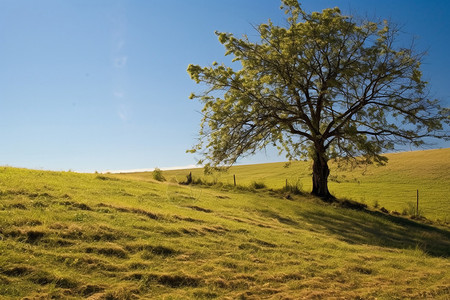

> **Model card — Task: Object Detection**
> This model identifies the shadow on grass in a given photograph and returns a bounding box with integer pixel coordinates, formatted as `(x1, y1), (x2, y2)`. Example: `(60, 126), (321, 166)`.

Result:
(297, 206), (450, 257)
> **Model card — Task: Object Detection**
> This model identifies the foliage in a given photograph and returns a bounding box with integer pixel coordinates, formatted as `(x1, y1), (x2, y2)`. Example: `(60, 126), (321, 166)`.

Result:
(403, 201), (422, 217)
(152, 168), (165, 182)
(284, 178), (303, 195)
(187, 0), (449, 198)
(373, 199), (380, 209)
(250, 181), (267, 189)
(179, 172), (206, 186)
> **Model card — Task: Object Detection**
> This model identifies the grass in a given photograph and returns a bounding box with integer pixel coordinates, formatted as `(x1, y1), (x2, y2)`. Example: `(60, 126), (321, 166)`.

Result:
(0, 161), (449, 299)
(155, 148), (450, 222)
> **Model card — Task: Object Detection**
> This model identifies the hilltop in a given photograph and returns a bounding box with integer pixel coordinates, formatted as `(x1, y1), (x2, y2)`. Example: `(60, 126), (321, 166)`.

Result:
(0, 159), (449, 299)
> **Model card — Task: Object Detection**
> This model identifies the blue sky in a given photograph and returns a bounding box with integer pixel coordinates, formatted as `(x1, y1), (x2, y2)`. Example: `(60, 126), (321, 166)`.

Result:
(1, 0), (449, 172)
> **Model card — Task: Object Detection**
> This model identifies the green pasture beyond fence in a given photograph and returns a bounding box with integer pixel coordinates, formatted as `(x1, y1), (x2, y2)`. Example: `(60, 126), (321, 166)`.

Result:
(160, 149), (450, 222)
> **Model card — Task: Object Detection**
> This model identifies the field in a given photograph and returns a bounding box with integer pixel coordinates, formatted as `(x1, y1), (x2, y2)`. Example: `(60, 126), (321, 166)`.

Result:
(0, 148), (449, 299)
(156, 148), (450, 222)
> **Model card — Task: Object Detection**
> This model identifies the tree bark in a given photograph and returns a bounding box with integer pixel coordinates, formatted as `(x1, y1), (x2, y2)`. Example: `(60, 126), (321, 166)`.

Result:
(311, 145), (333, 201)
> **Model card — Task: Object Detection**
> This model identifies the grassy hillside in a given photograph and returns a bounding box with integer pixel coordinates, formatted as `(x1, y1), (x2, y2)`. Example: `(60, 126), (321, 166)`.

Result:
(156, 148), (450, 221)
(0, 166), (449, 299)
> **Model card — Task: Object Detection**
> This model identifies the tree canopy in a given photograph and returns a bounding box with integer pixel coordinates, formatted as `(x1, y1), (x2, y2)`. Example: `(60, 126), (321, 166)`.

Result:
(187, 0), (449, 198)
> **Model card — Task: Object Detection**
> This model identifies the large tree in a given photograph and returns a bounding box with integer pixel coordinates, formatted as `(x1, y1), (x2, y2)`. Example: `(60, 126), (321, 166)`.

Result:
(187, 0), (449, 199)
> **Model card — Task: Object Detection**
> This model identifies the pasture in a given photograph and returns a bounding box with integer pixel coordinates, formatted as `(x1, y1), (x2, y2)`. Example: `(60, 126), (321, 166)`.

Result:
(155, 148), (450, 222)
(0, 152), (449, 299)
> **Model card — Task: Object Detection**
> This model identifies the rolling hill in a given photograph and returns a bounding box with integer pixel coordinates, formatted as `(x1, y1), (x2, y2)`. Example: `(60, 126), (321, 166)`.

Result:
(0, 154), (449, 299)
(149, 148), (450, 222)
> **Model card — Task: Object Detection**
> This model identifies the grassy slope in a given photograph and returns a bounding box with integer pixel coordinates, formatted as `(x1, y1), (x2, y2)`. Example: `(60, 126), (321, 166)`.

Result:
(0, 166), (449, 299)
(159, 148), (450, 221)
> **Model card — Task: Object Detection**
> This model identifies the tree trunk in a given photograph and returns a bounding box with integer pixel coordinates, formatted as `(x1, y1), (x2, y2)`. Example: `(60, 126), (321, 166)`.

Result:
(311, 146), (333, 201)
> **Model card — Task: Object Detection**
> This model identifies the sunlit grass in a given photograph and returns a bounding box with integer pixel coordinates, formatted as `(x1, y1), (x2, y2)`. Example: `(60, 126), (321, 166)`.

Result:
(157, 148), (450, 221)
(0, 163), (449, 299)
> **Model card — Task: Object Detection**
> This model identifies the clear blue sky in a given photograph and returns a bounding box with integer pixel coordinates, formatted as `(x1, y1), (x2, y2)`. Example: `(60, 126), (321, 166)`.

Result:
(1, 0), (449, 172)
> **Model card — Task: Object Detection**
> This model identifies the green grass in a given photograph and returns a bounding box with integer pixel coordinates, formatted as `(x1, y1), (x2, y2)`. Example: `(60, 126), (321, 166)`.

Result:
(0, 162), (449, 299)
(157, 148), (450, 222)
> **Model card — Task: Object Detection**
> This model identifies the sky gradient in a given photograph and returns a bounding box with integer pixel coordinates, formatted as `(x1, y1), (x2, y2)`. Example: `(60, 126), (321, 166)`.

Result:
(1, 0), (449, 172)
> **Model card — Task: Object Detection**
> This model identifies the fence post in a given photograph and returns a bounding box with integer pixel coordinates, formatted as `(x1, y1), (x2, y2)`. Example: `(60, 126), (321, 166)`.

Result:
(186, 172), (192, 185)
(285, 178), (288, 190)
(233, 174), (236, 187)
(416, 189), (419, 217)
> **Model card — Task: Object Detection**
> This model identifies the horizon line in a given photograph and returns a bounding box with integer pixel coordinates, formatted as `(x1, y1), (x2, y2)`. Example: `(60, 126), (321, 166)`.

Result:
(102, 164), (202, 174)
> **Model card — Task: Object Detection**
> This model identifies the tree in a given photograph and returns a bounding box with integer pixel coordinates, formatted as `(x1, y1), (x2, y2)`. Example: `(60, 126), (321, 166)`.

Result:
(187, 0), (449, 200)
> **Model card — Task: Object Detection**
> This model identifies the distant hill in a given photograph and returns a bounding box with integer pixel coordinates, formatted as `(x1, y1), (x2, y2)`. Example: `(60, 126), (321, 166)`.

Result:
(139, 148), (450, 221)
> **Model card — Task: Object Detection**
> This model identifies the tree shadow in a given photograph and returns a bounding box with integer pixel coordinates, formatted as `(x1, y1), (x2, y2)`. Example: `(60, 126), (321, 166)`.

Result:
(296, 207), (450, 257)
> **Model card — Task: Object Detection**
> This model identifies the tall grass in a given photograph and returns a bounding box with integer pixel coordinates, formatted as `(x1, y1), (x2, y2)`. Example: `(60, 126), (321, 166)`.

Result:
(0, 161), (449, 299)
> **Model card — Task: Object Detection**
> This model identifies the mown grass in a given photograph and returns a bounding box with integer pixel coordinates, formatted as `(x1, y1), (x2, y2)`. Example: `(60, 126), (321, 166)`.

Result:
(0, 165), (449, 299)
(156, 148), (450, 222)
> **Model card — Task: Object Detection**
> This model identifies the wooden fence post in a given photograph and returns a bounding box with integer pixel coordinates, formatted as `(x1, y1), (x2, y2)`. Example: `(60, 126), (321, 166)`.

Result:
(416, 189), (419, 217)
(233, 175), (236, 187)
